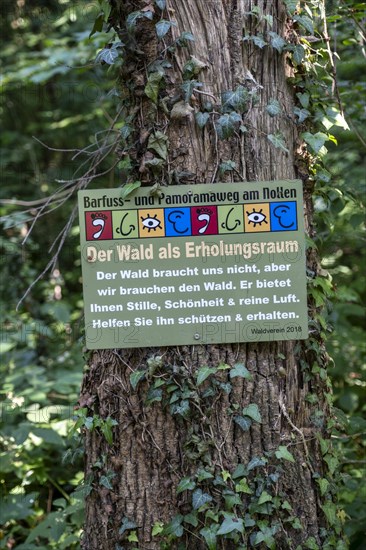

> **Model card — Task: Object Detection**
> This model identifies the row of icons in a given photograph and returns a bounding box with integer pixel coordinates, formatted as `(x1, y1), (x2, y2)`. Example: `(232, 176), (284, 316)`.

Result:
(84, 202), (298, 241)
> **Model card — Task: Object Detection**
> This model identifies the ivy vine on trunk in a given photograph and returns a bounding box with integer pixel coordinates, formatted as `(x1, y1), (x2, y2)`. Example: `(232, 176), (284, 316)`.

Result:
(79, 1), (346, 549)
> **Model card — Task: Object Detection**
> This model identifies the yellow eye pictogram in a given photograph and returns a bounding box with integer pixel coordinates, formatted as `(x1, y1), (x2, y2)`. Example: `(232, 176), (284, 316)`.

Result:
(246, 208), (268, 227)
(141, 213), (162, 232)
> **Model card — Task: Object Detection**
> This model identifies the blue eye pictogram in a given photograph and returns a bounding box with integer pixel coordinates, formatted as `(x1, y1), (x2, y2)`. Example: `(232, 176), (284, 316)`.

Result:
(246, 208), (268, 227)
(141, 213), (162, 232)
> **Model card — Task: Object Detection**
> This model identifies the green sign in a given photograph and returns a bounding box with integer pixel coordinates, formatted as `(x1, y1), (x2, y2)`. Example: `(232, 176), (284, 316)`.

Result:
(78, 181), (308, 349)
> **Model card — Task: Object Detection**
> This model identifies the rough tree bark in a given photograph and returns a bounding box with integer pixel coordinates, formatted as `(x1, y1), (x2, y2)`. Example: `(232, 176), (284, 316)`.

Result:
(80, 1), (332, 549)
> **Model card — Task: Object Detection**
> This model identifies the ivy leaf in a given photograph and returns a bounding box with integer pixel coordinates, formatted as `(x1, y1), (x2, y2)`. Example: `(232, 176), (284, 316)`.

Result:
(200, 525), (218, 550)
(197, 468), (214, 482)
(294, 15), (314, 34)
(195, 111), (210, 129)
(294, 106), (310, 123)
(297, 92), (310, 109)
(126, 10), (153, 30)
(266, 99), (281, 117)
(89, 12), (104, 38)
(216, 112), (242, 140)
(229, 363), (252, 379)
(269, 31), (287, 53)
(217, 515), (244, 535)
(292, 44), (305, 64)
(220, 160), (236, 173)
(166, 515), (184, 537)
(181, 80), (201, 102)
(183, 56), (207, 78)
(317, 478), (330, 496)
(284, 0), (297, 15)
(148, 131), (168, 159)
(235, 478), (253, 494)
(119, 517), (137, 536)
(99, 473), (115, 490)
(130, 369), (146, 390)
(275, 445), (295, 463)
(222, 86), (250, 112)
(176, 31), (195, 46)
(302, 131), (328, 154)
(234, 415), (252, 432)
(156, 20), (176, 39)
(155, 0), (166, 10)
(242, 403), (262, 423)
(267, 133), (289, 153)
(121, 181), (141, 200)
(243, 34), (267, 49)
(192, 489), (213, 510)
(184, 513), (198, 527)
(171, 399), (190, 418)
(321, 501), (338, 526)
(145, 72), (163, 104)
(146, 387), (163, 405)
(247, 456), (267, 471)
(258, 490), (273, 505)
(197, 366), (216, 385)
(95, 46), (121, 65)
(176, 477), (196, 494)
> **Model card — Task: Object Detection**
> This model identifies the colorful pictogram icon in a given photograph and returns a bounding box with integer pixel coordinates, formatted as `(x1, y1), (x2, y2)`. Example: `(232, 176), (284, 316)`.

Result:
(164, 208), (192, 237)
(218, 205), (244, 234)
(112, 210), (139, 239)
(138, 209), (165, 237)
(85, 211), (113, 241)
(270, 202), (298, 231)
(243, 203), (271, 233)
(191, 206), (218, 236)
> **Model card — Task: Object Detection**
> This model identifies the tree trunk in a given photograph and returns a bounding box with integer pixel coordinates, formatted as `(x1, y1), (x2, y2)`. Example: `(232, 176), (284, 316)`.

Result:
(80, 1), (333, 549)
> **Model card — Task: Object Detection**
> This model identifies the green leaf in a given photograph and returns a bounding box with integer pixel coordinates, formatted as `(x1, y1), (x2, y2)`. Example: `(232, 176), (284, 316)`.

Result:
(146, 387), (163, 404)
(192, 488), (213, 510)
(176, 31), (195, 46)
(234, 415), (252, 432)
(294, 15), (314, 34)
(99, 474), (115, 490)
(305, 537), (320, 549)
(155, 0), (166, 9)
(166, 514), (184, 537)
(247, 456), (267, 470)
(95, 46), (121, 65)
(119, 517), (137, 535)
(195, 111), (210, 129)
(197, 468), (214, 482)
(258, 490), (273, 505)
(230, 363), (252, 379)
(293, 44), (305, 64)
(217, 515), (244, 535)
(127, 531), (138, 543)
(216, 112), (242, 140)
(176, 477), (196, 494)
(317, 478), (330, 496)
(297, 92), (310, 109)
(184, 512), (199, 527)
(222, 86), (250, 112)
(200, 525), (218, 549)
(181, 80), (202, 102)
(235, 478), (253, 494)
(242, 403), (262, 423)
(275, 445), (295, 463)
(121, 181), (141, 199)
(183, 56), (207, 78)
(302, 132), (328, 154)
(284, 0), (297, 15)
(90, 12), (105, 38)
(130, 369), (146, 390)
(148, 131), (168, 160)
(294, 107), (310, 123)
(220, 160), (236, 173)
(266, 99), (281, 117)
(321, 501), (338, 526)
(197, 365), (216, 385)
(243, 34), (267, 49)
(267, 133), (289, 153)
(156, 20), (176, 39)
(269, 31), (287, 53)
(152, 522), (164, 536)
(145, 72), (163, 104)
(126, 10), (153, 30)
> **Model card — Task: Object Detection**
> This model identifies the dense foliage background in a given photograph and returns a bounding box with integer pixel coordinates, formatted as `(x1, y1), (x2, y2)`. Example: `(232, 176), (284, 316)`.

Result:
(0, 1), (365, 548)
